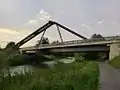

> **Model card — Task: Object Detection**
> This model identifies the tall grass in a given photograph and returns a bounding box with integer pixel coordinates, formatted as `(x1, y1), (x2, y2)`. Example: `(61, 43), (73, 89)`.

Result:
(0, 62), (99, 90)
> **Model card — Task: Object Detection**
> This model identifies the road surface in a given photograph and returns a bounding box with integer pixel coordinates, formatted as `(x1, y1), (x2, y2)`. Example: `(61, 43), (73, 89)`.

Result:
(98, 62), (120, 90)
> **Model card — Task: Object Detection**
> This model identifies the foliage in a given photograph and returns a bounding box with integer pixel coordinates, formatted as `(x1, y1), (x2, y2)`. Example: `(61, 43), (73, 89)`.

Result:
(51, 40), (60, 45)
(74, 52), (101, 61)
(6, 53), (55, 66)
(109, 56), (120, 69)
(0, 46), (2, 51)
(74, 53), (86, 62)
(85, 52), (99, 60)
(36, 37), (49, 46)
(0, 62), (99, 90)
(7, 54), (31, 66)
(0, 48), (18, 69)
(91, 33), (104, 40)
(0, 48), (55, 68)
(5, 41), (15, 49)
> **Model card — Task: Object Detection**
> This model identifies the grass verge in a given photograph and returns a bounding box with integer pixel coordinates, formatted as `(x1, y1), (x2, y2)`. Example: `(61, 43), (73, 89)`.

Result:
(109, 56), (120, 69)
(0, 61), (99, 90)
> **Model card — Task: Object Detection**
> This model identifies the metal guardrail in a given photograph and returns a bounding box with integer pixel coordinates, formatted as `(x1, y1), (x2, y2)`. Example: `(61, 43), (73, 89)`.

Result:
(21, 36), (120, 50)
(37, 36), (120, 47)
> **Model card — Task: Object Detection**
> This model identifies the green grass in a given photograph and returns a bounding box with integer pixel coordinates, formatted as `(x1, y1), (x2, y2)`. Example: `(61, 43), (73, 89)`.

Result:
(0, 62), (99, 90)
(109, 56), (120, 69)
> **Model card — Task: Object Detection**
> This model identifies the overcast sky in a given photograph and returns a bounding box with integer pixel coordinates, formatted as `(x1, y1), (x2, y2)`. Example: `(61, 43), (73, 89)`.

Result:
(0, 0), (120, 47)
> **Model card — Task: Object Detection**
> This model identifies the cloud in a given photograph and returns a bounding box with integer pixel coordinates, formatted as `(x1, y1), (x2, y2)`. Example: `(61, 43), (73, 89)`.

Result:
(37, 10), (52, 21)
(81, 24), (90, 28)
(0, 28), (31, 48)
(27, 20), (37, 24)
(25, 10), (52, 27)
(97, 20), (104, 25)
(0, 28), (19, 35)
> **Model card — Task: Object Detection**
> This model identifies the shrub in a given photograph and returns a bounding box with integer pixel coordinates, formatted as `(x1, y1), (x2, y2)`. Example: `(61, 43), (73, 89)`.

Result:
(74, 53), (85, 62)
(7, 54), (31, 66)
(0, 48), (55, 67)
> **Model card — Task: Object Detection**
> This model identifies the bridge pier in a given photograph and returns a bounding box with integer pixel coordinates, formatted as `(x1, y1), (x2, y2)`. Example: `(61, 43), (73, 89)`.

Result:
(109, 43), (120, 60)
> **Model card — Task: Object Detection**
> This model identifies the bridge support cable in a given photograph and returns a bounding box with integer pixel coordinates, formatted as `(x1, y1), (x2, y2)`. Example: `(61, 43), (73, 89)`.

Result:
(56, 25), (64, 43)
(38, 29), (47, 46)
(13, 21), (54, 49)
(35, 30), (47, 53)
(54, 22), (87, 40)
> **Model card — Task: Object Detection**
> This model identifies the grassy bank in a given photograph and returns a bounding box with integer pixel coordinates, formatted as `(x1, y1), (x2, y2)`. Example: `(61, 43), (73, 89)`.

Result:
(0, 62), (99, 90)
(109, 56), (120, 69)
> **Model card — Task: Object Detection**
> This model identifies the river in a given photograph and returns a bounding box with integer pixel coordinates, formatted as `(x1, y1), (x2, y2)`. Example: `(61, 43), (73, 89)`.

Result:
(2, 57), (75, 77)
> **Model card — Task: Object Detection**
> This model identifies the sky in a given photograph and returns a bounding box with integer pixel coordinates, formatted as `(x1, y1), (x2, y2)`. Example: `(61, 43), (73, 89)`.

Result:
(0, 0), (120, 47)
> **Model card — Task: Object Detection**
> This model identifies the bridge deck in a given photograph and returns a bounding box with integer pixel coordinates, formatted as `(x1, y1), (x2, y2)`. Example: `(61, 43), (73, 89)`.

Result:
(20, 39), (120, 51)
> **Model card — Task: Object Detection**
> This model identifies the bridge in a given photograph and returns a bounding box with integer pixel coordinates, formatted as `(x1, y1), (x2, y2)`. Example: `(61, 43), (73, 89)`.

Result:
(13, 21), (120, 60)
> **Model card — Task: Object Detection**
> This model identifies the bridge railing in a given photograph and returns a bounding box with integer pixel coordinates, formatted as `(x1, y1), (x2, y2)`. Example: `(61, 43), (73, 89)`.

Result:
(38, 36), (120, 47)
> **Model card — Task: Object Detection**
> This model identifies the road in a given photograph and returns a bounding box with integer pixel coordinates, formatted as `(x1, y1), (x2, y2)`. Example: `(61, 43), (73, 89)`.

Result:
(98, 62), (120, 90)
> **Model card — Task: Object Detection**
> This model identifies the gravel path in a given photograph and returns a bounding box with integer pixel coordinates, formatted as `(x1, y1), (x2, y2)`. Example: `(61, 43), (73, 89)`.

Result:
(98, 62), (120, 90)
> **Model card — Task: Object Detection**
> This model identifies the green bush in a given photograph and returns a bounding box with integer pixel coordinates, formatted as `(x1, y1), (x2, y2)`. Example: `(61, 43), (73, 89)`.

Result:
(0, 48), (55, 67)
(0, 62), (99, 90)
(74, 53), (85, 62)
(7, 54), (55, 66)
(0, 49), (21, 68)
(109, 56), (120, 69)
(7, 54), (31, 66)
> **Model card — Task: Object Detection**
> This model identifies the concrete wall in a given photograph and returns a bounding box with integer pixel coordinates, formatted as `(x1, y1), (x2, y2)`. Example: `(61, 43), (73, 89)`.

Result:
(109, 43), (120, 60)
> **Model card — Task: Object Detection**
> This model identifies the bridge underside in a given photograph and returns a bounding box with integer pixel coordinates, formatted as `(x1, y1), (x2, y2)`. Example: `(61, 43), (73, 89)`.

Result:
(47, 46), (109, 53)
(23, 45), (109, 54)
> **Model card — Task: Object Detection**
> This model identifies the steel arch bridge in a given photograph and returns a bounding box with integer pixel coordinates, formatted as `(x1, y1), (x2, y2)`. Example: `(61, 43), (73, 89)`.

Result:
(13, 20), (87, 49)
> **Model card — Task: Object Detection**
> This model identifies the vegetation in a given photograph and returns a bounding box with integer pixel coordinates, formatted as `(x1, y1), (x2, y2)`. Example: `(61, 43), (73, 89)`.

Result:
(91, 33), (104, 40)
(5, 41), (15, 49)
(0, 46), (2, 51)
(0, 40), (99, 90)
(0, 62), (99, 90)
(74, 53), (86, 62)
(51, 40), (60, 45)
(0, 51), (55, 67)
(36, 37), (49, 47)
(0, 40), (55, 68)
(74, 52), (107, 61)
(109, 56), (120, 69)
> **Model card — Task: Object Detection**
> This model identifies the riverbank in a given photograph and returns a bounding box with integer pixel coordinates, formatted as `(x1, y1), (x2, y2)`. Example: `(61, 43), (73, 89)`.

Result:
(0, 49), (99, 90)
(0, 61), (99, 90)
(0, 57), (75, 77)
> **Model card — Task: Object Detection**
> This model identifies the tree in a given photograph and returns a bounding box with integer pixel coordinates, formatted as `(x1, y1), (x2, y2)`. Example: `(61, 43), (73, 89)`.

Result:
(51, 40), (60, 45)
(42, 37), (49, 44)
(36, 37), (49, 46)
(91, 33), (104, 40)
(5, 41), (15, 49)
(0, 45), (2, 51)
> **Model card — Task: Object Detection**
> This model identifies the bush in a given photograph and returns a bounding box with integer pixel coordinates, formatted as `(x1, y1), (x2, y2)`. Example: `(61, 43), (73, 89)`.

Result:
(0, 48), (55, 67)
(7, 54), (55, 66)
(7, 54), (32, 66)
(109, 56), (120, 69)
(0, 49), (18, 68)
(74, 53), (85, 62)
(0, 62), (99, 90)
